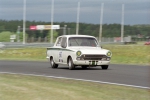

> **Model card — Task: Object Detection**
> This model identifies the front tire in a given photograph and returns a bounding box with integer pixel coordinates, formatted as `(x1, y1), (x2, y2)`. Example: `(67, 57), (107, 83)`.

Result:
(50, 57), (58, 68)
(68, 57), (75, 70)
(101, 65), (108, 70)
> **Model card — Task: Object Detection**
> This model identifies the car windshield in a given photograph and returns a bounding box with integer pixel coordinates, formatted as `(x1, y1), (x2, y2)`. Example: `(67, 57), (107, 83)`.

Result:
(68, 37), (98, 47)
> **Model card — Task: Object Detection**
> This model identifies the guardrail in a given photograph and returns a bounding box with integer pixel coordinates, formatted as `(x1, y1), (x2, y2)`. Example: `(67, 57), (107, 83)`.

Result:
(1, 41), (135, 49)
(1, 42), (54, 48)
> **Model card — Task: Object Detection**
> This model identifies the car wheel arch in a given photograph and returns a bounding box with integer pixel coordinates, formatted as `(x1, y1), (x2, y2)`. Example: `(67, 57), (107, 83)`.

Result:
(50, 56), (58, 68)
(67, 56), (75, 70)
(67, 55), (72, 64)
(50, 56), (55, 63)
(50, 56), (53, 61)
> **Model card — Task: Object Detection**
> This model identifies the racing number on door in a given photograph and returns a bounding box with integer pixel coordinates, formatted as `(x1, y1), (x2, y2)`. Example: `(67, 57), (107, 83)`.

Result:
(59, 51), (63, 62)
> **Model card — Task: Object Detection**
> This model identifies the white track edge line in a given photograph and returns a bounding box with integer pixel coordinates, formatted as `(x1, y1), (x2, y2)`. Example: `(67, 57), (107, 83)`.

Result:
(0, 72), (149, 89)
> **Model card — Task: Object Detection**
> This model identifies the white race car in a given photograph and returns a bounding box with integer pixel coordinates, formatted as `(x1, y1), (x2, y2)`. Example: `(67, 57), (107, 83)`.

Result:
(46, 35), (112, 70)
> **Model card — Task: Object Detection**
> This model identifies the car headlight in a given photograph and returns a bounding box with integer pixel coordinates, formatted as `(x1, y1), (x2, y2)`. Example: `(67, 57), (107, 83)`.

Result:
(106, 51), (112, 57)
(76, 51), (82, 57)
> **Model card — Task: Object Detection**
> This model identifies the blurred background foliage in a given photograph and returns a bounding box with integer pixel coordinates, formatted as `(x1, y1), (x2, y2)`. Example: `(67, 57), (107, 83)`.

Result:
(0, 20), (150, 42)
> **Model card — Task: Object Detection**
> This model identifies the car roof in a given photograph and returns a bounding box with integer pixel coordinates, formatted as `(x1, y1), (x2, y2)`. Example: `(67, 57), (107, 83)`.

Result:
(59, 35), (96, 38)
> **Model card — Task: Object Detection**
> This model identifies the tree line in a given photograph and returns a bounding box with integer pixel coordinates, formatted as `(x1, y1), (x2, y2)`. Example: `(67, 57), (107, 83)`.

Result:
(0, 20), (150, 41)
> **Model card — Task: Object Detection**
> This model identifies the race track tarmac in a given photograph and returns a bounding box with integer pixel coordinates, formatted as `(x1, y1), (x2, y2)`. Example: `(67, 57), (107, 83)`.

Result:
(0, 60), (150, 88)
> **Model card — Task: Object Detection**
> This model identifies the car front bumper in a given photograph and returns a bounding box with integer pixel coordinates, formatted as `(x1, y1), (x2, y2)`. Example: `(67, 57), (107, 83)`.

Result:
(73, 60), (110, 66)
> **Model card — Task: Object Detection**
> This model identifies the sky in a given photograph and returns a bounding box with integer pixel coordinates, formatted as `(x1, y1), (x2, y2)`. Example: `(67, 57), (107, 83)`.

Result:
(0, 0), (150, 25)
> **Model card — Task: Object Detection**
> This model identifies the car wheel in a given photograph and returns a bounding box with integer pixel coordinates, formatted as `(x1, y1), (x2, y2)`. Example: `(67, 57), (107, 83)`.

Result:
(50, 57), (58, 68)
(81, 65), (88, 69)
(68, 57), (75, 70)
(101, 65), (108, 70)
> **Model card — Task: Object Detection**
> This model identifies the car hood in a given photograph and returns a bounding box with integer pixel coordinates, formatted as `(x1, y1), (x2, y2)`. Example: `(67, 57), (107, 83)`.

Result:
(69, 47), (110, 55)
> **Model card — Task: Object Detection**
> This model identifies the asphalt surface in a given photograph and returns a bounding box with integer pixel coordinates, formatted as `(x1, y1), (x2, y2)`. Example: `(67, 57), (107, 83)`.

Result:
(0, 60), (150, 88)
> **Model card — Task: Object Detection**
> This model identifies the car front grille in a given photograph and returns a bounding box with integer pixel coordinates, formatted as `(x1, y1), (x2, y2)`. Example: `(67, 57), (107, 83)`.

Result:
(80, 54), (107, 60)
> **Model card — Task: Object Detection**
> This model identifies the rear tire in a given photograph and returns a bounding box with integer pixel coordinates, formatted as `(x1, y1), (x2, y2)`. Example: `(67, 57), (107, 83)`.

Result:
(50, 57), (58, 68)
(68, 57), (75, 70)
(101, 65), (108, 70)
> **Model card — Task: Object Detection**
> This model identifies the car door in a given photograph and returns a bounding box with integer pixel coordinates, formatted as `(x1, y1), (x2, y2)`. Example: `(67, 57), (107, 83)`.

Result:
(54, 37), (62, 63)
(60, 37), (68, 64)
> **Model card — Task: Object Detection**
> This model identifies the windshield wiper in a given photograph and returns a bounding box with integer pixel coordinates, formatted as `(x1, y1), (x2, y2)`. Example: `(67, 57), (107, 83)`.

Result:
(74, 39), (79, 46)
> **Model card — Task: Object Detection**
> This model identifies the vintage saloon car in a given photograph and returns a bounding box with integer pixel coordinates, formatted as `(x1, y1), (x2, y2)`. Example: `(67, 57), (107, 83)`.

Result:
(46, 35), (112, 70)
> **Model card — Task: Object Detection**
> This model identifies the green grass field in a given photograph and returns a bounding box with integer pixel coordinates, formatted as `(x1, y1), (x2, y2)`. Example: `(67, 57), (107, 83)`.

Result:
(0, 74), (150, 100)
(0, 44), (149, 65)
(103, 45), (150, 65)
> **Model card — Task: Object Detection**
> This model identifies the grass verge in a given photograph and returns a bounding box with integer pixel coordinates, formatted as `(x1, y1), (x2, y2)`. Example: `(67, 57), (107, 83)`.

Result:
(0, 45), (150, 65)
(103, 44), (150, 65)
(0, 74), (150, 100)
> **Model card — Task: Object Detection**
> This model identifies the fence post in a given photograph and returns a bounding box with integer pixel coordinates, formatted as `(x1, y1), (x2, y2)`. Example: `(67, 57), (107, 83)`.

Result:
(44, 37), (47, 42)
(38, 37), (41, 42)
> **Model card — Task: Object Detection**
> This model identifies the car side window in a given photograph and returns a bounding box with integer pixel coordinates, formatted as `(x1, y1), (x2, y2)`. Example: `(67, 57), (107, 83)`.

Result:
(56, 37), (62, 46)
(61, 37), (67, 48)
